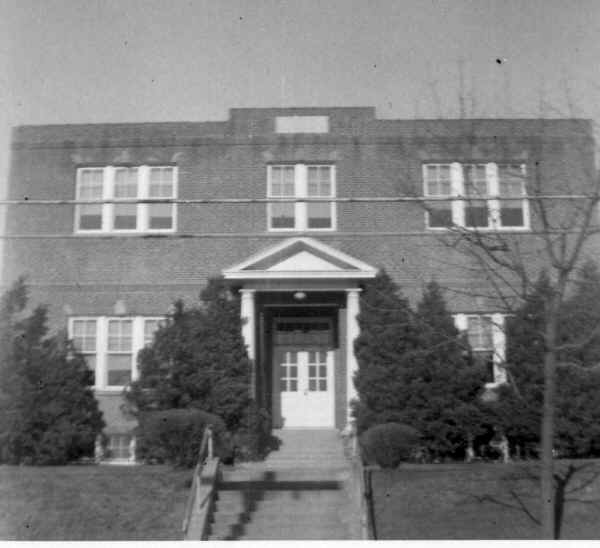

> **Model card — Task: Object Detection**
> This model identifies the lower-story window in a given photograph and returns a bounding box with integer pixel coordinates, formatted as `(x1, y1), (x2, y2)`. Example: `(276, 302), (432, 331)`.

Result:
(454, 313), (506, 384)
(69, 316), (163, 390)
(106, 434), (135, 462)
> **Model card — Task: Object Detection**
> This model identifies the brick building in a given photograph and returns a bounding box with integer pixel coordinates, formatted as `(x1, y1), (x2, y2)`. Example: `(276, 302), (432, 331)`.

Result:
(3, 107), (596, 461)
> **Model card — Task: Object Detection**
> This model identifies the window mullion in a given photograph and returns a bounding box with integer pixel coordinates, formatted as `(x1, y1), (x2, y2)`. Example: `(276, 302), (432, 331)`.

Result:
(487, 163), (500, 228)
(296, 164), (307, 230)
(132, 317), (143, 381)
(451, 162), (464, 226)
(104, 167), (114, 232)
(139, 166), (149, 232)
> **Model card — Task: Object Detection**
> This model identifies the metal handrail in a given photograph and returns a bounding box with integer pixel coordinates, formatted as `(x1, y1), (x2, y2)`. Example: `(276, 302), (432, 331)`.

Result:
(350, 423), (376, 540)
(181, 425), (214, 536)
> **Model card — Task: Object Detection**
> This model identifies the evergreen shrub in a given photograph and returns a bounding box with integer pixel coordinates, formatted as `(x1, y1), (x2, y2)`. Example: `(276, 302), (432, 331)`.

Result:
(136, 408), (227, 467)
(0, 278), (104, 465)
(232, 402), (275, 461)
(360, 422), (421, 468)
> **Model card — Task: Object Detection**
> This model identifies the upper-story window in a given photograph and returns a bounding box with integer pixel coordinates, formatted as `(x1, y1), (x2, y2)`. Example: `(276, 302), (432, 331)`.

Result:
(267, 164), (336, 231)
(75, 166), (177, 233)
(423, 163), (529, 230)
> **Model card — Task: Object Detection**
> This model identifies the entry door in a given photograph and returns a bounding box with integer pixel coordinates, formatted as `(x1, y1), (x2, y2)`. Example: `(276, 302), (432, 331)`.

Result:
(276, 348), (334, 428)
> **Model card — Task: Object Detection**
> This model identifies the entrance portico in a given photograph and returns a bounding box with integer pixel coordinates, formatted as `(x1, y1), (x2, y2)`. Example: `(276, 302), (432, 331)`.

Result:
(223, 237), (376, 430)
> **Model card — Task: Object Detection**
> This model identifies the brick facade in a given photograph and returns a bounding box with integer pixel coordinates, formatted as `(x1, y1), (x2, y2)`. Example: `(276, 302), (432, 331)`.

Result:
(3, 107), (597, 441)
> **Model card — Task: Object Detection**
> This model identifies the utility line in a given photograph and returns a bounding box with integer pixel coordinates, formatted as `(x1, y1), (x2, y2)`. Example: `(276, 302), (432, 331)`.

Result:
(0, 195), (594, 205)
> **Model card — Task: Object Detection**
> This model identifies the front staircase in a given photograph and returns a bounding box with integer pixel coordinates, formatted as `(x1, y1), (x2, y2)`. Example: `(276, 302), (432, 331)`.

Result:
(206, 429), (358, 540)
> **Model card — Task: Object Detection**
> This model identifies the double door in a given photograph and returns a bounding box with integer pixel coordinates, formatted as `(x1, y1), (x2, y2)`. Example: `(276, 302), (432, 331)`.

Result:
(275, 347), (334, 428)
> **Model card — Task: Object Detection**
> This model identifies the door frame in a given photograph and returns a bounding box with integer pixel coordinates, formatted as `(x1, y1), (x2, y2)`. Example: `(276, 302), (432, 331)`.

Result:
(272, 317), (335, 428)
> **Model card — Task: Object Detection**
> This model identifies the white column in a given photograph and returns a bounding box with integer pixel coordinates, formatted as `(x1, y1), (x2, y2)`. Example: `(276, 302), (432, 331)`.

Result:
(240, 289), (256, 359)
(346, 288), (362, 427)
(240, 289), (256, 397)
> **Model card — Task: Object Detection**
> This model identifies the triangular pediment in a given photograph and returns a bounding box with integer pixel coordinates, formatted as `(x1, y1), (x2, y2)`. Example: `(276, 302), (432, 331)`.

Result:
(223, 237), (377, 280)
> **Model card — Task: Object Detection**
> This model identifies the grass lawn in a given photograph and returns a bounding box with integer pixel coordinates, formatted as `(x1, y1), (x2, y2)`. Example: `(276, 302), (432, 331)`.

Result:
(0, 464), (192, 540)
(371, 461), (600, 539)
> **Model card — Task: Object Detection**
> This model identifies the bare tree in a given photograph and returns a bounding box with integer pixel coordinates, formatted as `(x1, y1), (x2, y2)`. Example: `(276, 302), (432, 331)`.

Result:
(420, 115), (599, 538)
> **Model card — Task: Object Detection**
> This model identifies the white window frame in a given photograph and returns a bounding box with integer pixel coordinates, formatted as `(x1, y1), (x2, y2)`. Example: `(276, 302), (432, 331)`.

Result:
(69, 316), (164, 391)
(105, 433), (136, 465)
(267, 164), (336, 232)
(75, 166), (178, 234)
(423, 163), (529, 231)
(454, 313), (507, 386)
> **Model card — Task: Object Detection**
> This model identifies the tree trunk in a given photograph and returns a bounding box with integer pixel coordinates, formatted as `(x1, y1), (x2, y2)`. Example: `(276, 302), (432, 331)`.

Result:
(541, 315), (558, 538)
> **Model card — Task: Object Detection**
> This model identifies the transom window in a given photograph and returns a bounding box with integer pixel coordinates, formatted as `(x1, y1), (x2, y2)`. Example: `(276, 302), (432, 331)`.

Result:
(267, 164), (336, 231)
(75, 166), (177, 233)
(423, 163), (529, 230)
(70, 317), (164, 390)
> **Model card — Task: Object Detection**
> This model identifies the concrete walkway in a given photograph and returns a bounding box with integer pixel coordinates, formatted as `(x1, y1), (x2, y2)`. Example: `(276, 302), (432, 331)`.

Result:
(207, 429), (358, 540)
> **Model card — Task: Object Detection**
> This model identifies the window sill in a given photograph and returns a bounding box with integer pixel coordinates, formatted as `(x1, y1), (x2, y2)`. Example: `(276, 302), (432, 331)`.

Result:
(425, 226), (531, 233)
(73, 230), (176, 237)
(99, 458), (137, 466)
(93, 387), (127, 394)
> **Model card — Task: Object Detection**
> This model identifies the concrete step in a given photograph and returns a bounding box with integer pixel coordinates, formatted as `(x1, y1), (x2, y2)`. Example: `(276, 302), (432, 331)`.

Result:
(214, 490), (344, 506)
(209, 521), (352, 540)
(220, 468), (349, 482)
(207, 428), (354, 540)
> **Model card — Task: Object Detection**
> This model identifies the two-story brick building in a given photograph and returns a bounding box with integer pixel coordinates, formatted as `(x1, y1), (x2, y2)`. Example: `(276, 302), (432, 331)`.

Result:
(3, 107), (596, 461)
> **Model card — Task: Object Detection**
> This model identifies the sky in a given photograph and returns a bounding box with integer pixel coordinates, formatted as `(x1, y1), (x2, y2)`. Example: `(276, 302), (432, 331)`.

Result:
(1, 0), (600, 199)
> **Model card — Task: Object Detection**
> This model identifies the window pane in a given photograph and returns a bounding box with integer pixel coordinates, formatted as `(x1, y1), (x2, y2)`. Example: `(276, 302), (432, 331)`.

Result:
(319, 365), (327, 378)
(114, 168), (138, 198)
(318, 379), (327, 391)
(149, 168), (174, 198)
(108, 434), (131, 459)
(308, 379), (317, 391)
(473, 350), (495, 382)
(79, 170), (103, 199)
(107, 320), (133, 351)
(79, 205), (102, 230)
(307, 202), (332, 228)
(271, 203), (294, 228)
(290, 366), (297, 378)
(465, 202), (489, 227)
(72, 320), (96, 352)
(468, 316), (493, 349)
(308, 365), (316, 378)
(280, 379), (288, 391)
(270, 167), (294, 197)
(290, 380), (297, 392)
(83, 355), (96, 385)
(113, 204), (137, 229)
(144, 319), (161, 345)
(427, 204), (452, 228)
(107, 354), (132, 386)
(307, 166), (331, 197)
(149, 204), (173, 229)
(72, 320), (85, 337)
(500, 203), (524, 227)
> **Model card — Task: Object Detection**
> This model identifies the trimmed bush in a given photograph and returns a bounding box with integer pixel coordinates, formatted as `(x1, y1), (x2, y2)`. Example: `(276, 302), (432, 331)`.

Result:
(360, 422), (422, 468)
(136, 408), (227, 467)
